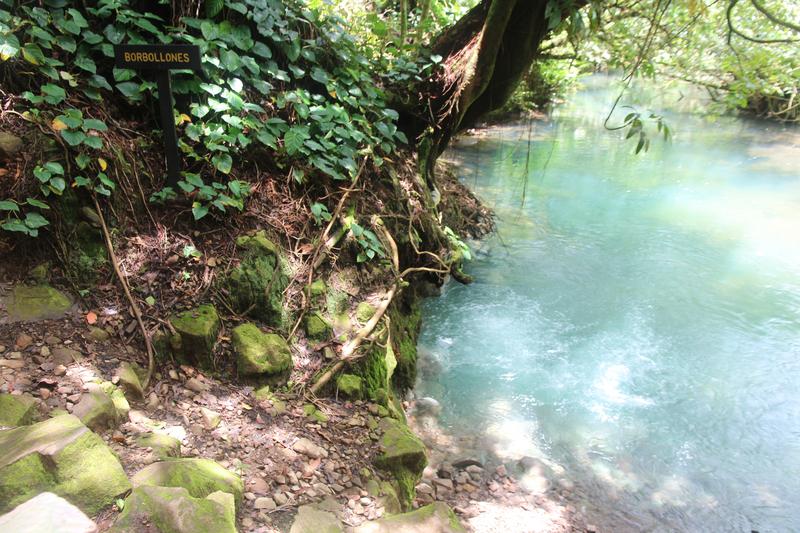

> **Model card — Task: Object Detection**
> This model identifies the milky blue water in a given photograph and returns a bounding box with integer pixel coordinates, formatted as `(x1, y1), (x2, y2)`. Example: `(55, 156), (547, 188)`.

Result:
(416, 76), (800, 532)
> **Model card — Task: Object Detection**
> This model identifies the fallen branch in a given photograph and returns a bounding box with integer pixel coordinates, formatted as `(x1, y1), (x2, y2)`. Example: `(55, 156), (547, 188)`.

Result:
(94, 196), (156, 389)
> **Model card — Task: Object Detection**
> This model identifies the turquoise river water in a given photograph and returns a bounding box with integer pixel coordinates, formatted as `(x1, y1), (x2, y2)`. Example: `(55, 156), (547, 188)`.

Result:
(415, 76), (800, 532)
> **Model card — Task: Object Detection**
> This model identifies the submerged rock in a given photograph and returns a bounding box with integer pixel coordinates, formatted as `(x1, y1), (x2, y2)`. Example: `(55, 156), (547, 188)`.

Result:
(336, 373), (363, 399)
(4, 284), (72, 322)
(0, 492), (97, 533)
(232, 323), (292, 376)
(290, 504), (343, 533)
(0, 414), (131, 514)
(353, 502), (465, 533)
(169, 305), (220, 367)
(131, 457), (244, 509)
(0, 393), (37, 427)
(110, 486), (236, 533)
(373, 418), (427, 509)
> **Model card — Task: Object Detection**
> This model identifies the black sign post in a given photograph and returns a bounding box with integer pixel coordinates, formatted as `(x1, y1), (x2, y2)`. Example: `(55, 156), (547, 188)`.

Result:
(114, 44), (202, 187)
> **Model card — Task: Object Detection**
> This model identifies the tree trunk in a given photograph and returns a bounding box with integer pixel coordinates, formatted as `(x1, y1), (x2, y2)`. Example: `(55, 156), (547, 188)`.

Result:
(403, 0), (587, 183)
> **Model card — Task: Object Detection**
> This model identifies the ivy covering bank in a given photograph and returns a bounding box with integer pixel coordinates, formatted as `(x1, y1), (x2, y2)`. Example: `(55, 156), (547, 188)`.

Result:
(0, 0), (438, 235)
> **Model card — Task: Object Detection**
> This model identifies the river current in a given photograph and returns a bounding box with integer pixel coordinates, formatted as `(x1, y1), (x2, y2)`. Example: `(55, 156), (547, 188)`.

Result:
(415, 76), (800, 532)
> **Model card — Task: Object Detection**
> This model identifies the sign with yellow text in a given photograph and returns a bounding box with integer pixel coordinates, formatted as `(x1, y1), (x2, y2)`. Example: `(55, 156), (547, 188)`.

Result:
(114, 44), (201, 71)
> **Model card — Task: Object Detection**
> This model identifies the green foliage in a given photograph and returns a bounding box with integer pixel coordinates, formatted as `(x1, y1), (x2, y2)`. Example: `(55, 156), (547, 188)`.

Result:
(347, 218), (386, 263)
(1, 0), (410, 237)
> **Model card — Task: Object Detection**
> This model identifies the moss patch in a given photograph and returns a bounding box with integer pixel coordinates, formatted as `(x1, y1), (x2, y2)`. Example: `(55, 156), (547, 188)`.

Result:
(373, 418), (427, 510)
(110, 486), (237, 533)
(388, 295), (422, 391)
(232, 323), (292, 376)
(0, 414), (131, 515)
(225, 230), (289, 327)
(170, 304), (220, 368)
(336, 374), (363, 399)
(131, 458), (244, 510)
(0, 394), (37, 427)
(355, 302), (376, 323)
(305, 312), (332, 341)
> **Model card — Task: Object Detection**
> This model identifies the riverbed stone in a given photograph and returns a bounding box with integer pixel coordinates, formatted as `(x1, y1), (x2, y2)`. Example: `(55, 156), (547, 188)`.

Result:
(110, 486), (236, 533)
(0, 414), (131, 514)
(353, 502), (464, 533)
(336, 373), (363, 399)
(373, 418), (427, 509)
(232, 323), (292, 376)
(0, 393), (37, 427)
(4, 284), (72, 322)
(170, 305), (220, 367)
(132, 457), (244, 509)
(71, 384), (120, 431)
(0, 492), (97, 533)
(290, 504), (343, 533)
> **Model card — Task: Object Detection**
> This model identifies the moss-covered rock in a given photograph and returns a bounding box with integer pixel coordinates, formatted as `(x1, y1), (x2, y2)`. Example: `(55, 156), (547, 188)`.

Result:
(0, 414), (131, 514)
(355, 302), (377, 323)
(110, 486), (236, 533)
(366, 479), (402, 514)
(136, 432), (181, 460)
(116, 363), (144, 400)
(354, 341), (396, 403)
(336, 374), (363, 399)
(231, 323), (292, 376)
(225, 230), (289, 327)
(290, 504), (344, 533)
(309, 279), (327, 298)
(303, 403), (329, 423)
(0, 394), (37, 427)
(169, 305), (220, 368)
(305, 312), (332, 341)
(373, 418), (427, 510)
(4, 285), (72, 322)
(72, 384), (121, 431)
(87, 325), (111, 342)
(352, 502), (465, 532)
(132, 458), (244, 510)
(388, 297), (422, 391)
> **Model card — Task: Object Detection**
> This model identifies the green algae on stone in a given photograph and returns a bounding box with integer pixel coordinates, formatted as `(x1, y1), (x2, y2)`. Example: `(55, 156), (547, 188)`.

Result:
(303, 403), (329, 423)
(305, 312), (332, 341)
(232, 323), (292, 376)
(136, 432), (181, 459)
(131, 457), (244, 509)
(0, 414), (131, 515)
(109, 485), (236, 533)
(336, 374), (363, 399)
(5, 285), (72, 322)
(0, 394), (37, 427)
(226, 230), (289, 326)
(355, 302), (377, 323)
(373, 418), (427, 510)
(352, 502), (465, 533)
(170, 304), (220, 367)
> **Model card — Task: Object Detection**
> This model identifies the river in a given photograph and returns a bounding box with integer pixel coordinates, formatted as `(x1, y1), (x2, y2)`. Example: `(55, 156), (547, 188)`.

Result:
(415, 75), (800, 532)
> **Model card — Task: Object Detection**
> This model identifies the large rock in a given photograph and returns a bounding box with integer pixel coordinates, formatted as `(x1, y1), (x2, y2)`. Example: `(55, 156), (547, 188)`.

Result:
(226, 230), (288, 326)
(353, 502), (465, 533)
(170, 305), (220, 367)
(4, 285), (72, 322)
(290, 504), (343, 533)
(0, 393), (37, 427)
(231, 323), (292, 376)
(110, 486), (236, 533)
(132, 458), (244, 509)
(373, 418), (427, 510)
(0, 414), (131, 514)
(0, 492), (97, 533)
